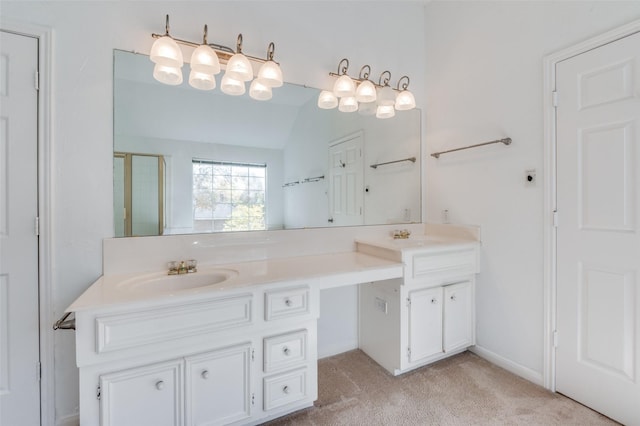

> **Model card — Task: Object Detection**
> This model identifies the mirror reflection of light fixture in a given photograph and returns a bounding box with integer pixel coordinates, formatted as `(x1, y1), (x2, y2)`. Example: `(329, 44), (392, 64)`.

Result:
(150, 15), (283, 99)
(249, 79), (273, 101)
(317, 90), (338, 109)
(395, 76), (416, 111)
(319, 58), (416, 119)
(257, 43), (283, 87)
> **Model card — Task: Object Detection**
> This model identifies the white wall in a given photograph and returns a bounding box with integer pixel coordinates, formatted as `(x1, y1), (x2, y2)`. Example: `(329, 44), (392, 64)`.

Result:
(424, 1), (640, 380)
(0, 1), (426, 423)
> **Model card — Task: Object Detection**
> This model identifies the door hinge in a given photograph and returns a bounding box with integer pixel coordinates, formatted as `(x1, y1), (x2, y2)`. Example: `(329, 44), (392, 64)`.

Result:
(406, 297), (411, 307)
(35, 217), (40, 236)
(552, 91), (558, 107)
(407, 347), (411, 360)
(251, 349), (255, 362)
(36, 362), (41, 381)
(96, 385), (101, 400)
(35, 71), (40, 91)
(552, 210), (558, 228)
(553, 330), (558, 348)
(251, 393), (255, 406)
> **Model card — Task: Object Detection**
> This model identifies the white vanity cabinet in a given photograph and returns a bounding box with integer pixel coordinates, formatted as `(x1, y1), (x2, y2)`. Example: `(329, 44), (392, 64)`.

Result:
(358, 239), (479, 375)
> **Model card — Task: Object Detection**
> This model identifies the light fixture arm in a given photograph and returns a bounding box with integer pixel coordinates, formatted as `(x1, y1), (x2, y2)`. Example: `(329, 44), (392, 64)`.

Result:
(337, 58), (349, 76)
(397, 75), (410, 90)
(266, 42), (275, 61)
(164, 14), (170, 36)
(236, 33), (243, 54)
(359, 65), (371, 81)
(378, 70), (392, 87)
(202, 25), (208, 45)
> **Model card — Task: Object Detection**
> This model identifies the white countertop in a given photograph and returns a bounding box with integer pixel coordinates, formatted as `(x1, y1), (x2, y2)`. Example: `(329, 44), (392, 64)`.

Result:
(355, 234), (479, 253)
(67, 251), (404, 312)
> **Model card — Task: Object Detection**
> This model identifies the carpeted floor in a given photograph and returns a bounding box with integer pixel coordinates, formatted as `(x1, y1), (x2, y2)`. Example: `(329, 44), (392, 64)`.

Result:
(264, 350), (616, 425)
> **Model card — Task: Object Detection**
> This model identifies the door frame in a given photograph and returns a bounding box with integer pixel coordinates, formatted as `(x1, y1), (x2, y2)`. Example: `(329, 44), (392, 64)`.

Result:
(542, 19), (640, 392)
(0, 19), (53, 425)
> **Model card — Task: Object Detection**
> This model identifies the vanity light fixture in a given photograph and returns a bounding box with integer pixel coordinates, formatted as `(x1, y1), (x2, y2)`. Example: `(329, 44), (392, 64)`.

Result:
(150, 15), (283, 100)
(319, 58), (416, 118)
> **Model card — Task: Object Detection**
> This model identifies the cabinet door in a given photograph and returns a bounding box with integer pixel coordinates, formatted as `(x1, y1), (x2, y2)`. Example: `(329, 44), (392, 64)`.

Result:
(99, 359), (183, 426)
(443, 281), (473, 352)
(185, 343), (252, 426)
(408, 287), (443, 362)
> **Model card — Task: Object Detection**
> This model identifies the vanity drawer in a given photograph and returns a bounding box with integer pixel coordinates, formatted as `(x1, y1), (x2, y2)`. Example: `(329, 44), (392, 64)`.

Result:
(264, 286), (310, 321)
(412, 249), (477, 280)
(263, 368), (308, 411)
(95, 294), (253, 354)
(264, 330), (307, 373)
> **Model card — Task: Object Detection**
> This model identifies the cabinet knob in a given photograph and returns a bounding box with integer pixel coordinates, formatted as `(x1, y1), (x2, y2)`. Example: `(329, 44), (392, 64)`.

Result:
(155, 381), (165, 390)
(283, 347), (290, 356)
(450, 294), (457, 301)
(282, 385), (290, 394)
(431, 298), (438, 304)
(201, 370), (210, 379)
(284, 298), (292, 307)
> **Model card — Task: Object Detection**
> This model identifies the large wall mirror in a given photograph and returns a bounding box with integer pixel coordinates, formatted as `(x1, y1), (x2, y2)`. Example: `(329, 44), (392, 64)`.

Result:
(113, 50), (421, 237)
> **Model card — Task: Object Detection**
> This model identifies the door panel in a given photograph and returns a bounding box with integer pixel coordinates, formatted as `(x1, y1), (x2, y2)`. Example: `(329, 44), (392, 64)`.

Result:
(556, 30), (640, 425)
(328, 133), (364, 226)
(408, 287), (443, 362)
(0, 30), (40, 426)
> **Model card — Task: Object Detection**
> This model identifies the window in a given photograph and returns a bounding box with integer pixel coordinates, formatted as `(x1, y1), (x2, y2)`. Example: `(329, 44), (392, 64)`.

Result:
(192, 160), (266, 232)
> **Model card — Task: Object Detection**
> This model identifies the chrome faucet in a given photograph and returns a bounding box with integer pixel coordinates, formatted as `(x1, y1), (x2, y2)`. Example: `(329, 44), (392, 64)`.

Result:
(168, 259), (197, 275)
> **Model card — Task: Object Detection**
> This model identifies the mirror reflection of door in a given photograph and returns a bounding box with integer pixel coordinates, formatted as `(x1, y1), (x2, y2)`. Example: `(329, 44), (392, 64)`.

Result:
(328, 132), (364, 226)
(114, 152), (165, 237)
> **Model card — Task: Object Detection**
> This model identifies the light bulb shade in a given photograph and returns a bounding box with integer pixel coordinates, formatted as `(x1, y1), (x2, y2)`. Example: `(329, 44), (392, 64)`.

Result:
(153, 64), (183, 85)
(395, 90), (416, 110)
(355, 80), (377, 103)
(377, 85), (397, 106)
(225, 53), (253, 82)
(333, 74), (356, 98)
(358, 101), (377, 116)
(150, 36), (184, 68)
(249, 79), (272, 101)
(376, 104), (396, 119)
(190, 45), (221, 75)
(220, 73), (246, 95)
(317, 90), (338, 109)
(338, 96), (358, 113)
(189, 70), (216, 90)
(257, 60), (283, 87)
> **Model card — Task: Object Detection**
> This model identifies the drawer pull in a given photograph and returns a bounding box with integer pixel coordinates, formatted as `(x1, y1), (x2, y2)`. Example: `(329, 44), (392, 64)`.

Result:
(201, 370), (210, 379)
(283, 346), (290, 356)
(284, 298), (292, 307)
(450, 294), (457, 301)
(282, 385), (290, 394)
(155, 380), (165, 390)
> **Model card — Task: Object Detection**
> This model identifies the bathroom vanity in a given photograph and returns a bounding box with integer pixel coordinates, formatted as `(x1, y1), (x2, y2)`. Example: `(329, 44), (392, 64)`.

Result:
(66, 225), (479, 425)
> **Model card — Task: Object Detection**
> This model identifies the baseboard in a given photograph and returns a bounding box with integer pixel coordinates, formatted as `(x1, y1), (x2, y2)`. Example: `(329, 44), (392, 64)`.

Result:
(318, 341), (358, 359)
(56, 413), (79, 426)
(470, 345), (544, 387)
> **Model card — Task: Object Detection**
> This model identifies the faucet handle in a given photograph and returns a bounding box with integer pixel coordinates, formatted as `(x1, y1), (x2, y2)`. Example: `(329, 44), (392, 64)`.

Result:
(167, 261), (179, 275)
(187, 259), (197, 273)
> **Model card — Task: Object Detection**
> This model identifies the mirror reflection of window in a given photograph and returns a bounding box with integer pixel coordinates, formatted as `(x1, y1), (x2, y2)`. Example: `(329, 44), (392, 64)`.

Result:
(192, 160), (267, 232)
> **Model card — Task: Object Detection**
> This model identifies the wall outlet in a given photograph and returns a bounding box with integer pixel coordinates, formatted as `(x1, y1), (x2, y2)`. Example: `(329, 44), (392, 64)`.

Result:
(525, 169), (536, 186)
(375, 297), (388, 314)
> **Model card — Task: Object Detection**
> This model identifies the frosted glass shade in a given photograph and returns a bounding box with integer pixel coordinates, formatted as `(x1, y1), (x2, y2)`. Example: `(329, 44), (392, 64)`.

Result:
(189, 70), (216, 90)
(249, 79), (272, 101)
(150, 36), (183, 68)
(225, 53), (253, 82)
(220, 73), (246, 95)
(377, 85), (397, 106)
(395, 90), (416, 110)
(257, 61), (283, 87)
(338, 96), (358, 113)
(333, 75), (356, 98)
(355, 80), (377, 103)
(358, 101), (377, 116)
(317, 90), (338, 109)
(190, 45), (221, 75)
(153, 64), (183, 85)
(376, 104), (396, 119)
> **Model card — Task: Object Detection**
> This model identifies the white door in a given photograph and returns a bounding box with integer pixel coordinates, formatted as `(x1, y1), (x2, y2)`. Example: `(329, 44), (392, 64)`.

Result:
(0, 31), (40, 426)
(443, 281), (473, 352)
(556, 31), (640, 425)
(408, 286), (443, 363)
(328, 133), (364, 226)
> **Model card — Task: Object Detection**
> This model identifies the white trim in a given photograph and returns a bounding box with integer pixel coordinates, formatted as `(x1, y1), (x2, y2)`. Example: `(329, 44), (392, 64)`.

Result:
(542, 19), (640, 393)
(470, 345), (544, 387)
(0, 19), (55, 426)
(55, 413), (79, 426)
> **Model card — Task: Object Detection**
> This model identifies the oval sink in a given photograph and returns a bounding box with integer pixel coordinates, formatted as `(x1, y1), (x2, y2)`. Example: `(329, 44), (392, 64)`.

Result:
(121, 269), (238, 294)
